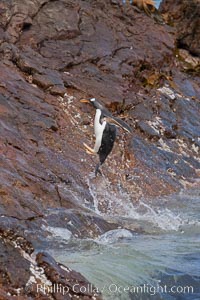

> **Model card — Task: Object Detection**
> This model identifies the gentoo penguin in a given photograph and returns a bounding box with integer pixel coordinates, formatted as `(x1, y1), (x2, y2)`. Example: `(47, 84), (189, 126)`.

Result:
(80, 98), (132, 176)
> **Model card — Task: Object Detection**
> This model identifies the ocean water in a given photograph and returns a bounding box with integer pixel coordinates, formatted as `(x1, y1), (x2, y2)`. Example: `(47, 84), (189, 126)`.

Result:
(42, 183), (200, 300)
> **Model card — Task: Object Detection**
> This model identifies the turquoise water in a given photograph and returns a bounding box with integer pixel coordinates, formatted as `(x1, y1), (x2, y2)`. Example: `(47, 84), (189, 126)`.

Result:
(44, 187), (200, 300)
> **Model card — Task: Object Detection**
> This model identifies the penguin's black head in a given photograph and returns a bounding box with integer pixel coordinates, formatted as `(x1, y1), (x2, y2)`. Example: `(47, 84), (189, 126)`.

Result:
(80, 98), (104, 110)
(80, 97), (132, 133)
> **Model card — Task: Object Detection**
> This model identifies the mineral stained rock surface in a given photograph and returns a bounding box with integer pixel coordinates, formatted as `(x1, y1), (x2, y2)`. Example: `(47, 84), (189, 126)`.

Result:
(0, 0), (200, 299)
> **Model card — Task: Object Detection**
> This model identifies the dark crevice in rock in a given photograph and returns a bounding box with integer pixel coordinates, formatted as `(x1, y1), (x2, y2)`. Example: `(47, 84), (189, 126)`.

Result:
(55, 185), (63, 207)
(0, 214), (44, 222)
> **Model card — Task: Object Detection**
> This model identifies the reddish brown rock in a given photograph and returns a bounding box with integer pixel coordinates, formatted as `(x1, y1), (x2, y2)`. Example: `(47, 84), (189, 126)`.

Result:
(0, 230), (101, 300)
(0, 0), (200, 298)
(36, 252), (101, 300)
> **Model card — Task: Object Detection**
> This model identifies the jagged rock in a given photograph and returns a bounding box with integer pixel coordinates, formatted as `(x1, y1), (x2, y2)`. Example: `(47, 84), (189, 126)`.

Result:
(160, 0), (200, 57)
(177, 49), (200, 74)
(36, 252), (102, 300)
(0, 231), (102, 299)
(0, 0), (200, 298)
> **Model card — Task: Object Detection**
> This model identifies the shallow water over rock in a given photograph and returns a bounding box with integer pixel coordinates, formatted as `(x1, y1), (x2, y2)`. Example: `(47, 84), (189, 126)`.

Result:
(39, 187), (200, 300)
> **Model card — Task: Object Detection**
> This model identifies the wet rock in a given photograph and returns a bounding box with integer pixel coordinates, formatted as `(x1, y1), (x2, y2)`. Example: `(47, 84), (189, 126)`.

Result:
(0, 228), (102, 299)
(45, 209), (121, 239)
(0, 0), (200, 297)
(36, 252), (102, 300)
(0, 231), (34, 298)
(0, 239), (30, 288)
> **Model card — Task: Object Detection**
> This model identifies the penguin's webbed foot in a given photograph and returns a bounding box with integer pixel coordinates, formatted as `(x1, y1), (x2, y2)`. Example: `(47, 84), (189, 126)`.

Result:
(83, 143), (96, 155)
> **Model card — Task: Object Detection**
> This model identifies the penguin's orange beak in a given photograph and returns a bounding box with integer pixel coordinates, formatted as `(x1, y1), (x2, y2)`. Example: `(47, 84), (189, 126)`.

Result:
(80, 99), (90, 103)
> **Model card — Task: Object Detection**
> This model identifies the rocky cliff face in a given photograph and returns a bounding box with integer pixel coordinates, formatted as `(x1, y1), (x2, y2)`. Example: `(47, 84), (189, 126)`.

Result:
(160, 0), (200, 57)
(0, 0), (200, 299)
(160, 0), (200, 75)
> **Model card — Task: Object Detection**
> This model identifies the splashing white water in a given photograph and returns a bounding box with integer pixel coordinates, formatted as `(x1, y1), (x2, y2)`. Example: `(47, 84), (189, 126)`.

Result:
(87, 176), (196, 232)
(97, 229), (134, 245)
(42, 225), (72, 241)
(129, 202), (183, 231)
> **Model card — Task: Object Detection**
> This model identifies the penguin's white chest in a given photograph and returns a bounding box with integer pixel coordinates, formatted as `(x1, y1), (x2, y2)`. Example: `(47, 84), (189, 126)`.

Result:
(93, 109), (106, 153)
